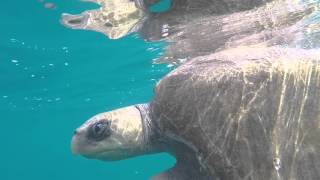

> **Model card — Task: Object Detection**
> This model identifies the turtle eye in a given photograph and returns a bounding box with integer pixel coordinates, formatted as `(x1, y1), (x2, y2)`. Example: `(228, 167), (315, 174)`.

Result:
(104, 22), (113, 27)
(88, 121), (111, 141)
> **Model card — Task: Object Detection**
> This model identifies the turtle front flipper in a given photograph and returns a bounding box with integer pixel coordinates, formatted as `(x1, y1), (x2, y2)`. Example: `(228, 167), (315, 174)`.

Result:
(151, 143), (213, 180)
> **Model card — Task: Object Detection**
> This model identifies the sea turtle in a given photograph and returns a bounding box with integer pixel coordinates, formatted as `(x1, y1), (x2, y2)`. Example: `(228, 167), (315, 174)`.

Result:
(72, 46), (320, 179)
(67, 0), (320, 179)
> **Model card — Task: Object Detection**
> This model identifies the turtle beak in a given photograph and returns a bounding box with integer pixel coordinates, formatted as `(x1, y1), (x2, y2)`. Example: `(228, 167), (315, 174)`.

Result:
(71, 127), (88, 155)
(71, 129), (81, 155)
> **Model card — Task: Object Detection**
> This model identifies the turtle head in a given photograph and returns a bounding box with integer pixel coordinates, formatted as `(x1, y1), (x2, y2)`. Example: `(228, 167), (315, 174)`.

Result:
(71, 104), (150, 161)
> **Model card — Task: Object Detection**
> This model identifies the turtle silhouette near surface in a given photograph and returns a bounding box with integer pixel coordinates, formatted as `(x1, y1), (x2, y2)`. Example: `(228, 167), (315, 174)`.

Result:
(61, 0), (317, 63)
(65, 0), (320, 179)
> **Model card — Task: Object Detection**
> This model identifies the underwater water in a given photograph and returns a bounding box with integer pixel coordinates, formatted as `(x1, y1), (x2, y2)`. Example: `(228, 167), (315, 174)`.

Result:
(0, 0), (175, 180)
(2, 0), (320, 179)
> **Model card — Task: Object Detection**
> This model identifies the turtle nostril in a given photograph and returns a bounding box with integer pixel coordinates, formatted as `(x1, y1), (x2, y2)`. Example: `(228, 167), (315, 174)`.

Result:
(73, 130), (78, 135)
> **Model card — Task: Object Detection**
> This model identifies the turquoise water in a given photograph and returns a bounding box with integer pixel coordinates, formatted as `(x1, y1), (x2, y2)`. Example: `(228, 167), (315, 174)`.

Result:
(0, 0), (175, 179)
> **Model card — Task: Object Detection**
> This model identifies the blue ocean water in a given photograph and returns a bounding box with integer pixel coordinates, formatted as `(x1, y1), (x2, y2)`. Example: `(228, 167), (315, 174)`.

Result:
(0, 0), (175, 179)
